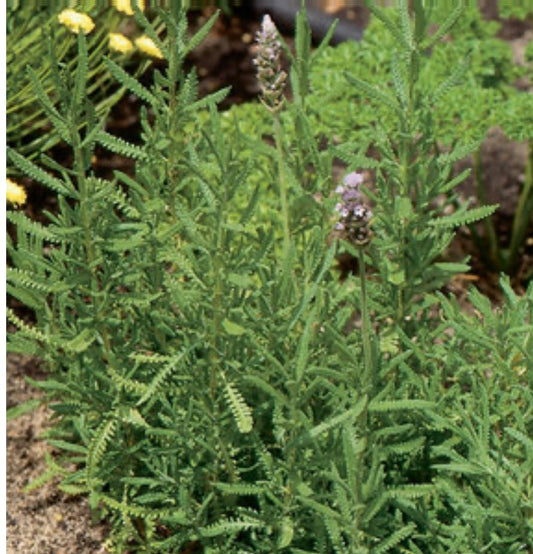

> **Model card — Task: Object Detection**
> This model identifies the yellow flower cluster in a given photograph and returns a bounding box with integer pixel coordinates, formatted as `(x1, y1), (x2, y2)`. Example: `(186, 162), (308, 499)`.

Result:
(57, 4), (163, 59)
(108, 33), (134, 54)
(135, 35), (164, 59)
(6, 179), (27, 206)
(112, 0), (145, 16)
(57, 9), (95, 34)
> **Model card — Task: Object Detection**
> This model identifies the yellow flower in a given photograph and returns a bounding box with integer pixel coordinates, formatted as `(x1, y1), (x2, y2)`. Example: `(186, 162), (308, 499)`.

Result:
(135, 35), (164, 59)
(58, 9), (95, 34)
(6, 179), (27, 206)
(109, 33), (134, 54)
(112, 0), (145, 16)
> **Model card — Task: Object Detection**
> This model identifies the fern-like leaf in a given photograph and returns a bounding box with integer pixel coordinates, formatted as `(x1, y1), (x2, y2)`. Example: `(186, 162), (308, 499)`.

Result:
(324, 516), (349, 554)
(23, 452), (67, 492)
(185, 10), (219, 54)
(224, 382), (253, 434)
(26, 67), (71, 144)
(430, 205), (498, 228)
(6, 210), (65, 243)
(96, 130), (149, 160)
(368, 399), (435, 412)
(8, 148), (77, 198)
(7, 267), (68, 293)
(62, 328), (97, 354)
(109, 186), (141, 219)
(430, 54), (470, 106)
(344, 73), (402, 117)
(103, 57), (157, 105)
(135, 351), (190, 406)
(7, 307), (46, 342)
(199, 516), (262, 538)
(87, 418), (117, 480)
(71, 32), (89, 113)
(303, 396), (367, 443)
(421, 1), (465, 51)
(106, 364), (147, 396)
(213, 482), (268, 496)
(373, 522), (416, 554)
(367, 1), (409, 51)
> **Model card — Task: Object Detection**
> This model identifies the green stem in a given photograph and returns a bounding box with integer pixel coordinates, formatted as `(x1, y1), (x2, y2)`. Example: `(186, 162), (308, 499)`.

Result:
(356, 246), (374, 508)
(506, 140), (533, 273)
(473, 148), (501, 269)
(274, 113), (291, 258)
(71, 130), (114, 361)
(359, 247), (374, 393)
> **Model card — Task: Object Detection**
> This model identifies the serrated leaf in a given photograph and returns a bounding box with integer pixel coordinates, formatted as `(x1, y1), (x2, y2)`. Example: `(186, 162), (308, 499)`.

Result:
(368, 399), (435, 412)
(431, 205), (498, 227)
(224, 382), (253, 434)
(63, 328), (96, 354)
(345, 72), (402, 116)
(199, 517), (261, 538)
(104, 57), (157, 105)
(8, 148), (77, 198)
(96, 130), (148, 161)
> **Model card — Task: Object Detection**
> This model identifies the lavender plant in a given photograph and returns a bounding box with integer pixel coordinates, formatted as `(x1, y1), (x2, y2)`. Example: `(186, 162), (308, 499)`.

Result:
(305, 1), (532, 278)
(7, 1), (533, 552)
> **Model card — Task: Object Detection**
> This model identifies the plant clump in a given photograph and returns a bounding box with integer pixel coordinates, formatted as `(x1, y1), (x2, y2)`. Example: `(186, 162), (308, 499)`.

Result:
(6, 2), (533, 553)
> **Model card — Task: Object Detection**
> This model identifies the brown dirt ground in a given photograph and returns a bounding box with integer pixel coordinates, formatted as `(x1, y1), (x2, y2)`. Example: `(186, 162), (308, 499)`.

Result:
(6, 4), (532, 553)
(6, 355), (109, 554)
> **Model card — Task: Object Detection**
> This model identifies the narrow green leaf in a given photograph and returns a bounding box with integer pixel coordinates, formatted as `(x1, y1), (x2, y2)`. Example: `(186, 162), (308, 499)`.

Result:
(306, 395), (367, 442)
(222, 319), (246, 336)
(368, 399), (435, 412)
(6, 398), (42, 421)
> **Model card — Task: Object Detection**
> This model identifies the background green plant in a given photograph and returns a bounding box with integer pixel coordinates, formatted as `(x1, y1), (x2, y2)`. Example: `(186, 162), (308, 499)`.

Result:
(7, 0), (152, 159)
(227, 0), (533, 278)
(7, 1), (533, 552)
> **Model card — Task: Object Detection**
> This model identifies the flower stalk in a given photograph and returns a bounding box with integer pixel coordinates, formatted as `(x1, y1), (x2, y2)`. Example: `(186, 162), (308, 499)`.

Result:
(254, 14), (291, 254)
(334, 171), (375, 385)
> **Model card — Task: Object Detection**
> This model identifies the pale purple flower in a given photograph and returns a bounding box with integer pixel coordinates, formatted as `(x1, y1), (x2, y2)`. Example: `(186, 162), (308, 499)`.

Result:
(343, 171), (364, 188)
(253, 14), (287, 110)
(334, 171), (372, 246)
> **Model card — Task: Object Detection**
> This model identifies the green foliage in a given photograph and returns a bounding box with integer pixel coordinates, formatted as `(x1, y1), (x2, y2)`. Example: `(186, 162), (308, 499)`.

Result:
(6, 0), (150, 159)
(294, 0), (531, 277)
(6, 1), (533, 553)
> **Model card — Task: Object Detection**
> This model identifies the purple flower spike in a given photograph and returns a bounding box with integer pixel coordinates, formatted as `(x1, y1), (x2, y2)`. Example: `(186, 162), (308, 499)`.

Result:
(253, 14), (287, 111)
(333, 171), (372, 246)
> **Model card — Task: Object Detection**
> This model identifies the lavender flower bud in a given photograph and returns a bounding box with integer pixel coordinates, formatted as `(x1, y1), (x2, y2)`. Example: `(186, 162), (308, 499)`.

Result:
(253, 15), (287, 111)
(334, 172), (373, 246)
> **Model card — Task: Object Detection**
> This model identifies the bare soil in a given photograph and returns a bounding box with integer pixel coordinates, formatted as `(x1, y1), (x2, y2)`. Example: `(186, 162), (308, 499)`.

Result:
(6, 4), (532, 553)
(6, 355), (108, 554)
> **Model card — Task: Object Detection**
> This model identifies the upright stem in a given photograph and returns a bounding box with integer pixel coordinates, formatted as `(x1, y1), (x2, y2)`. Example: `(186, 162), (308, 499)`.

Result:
(473, 148), (501, 269)
(506, 140), (533, 273)
(356, 246), (374, 509)
(274, 112), (291, 258)
(72, 130), (113, 362)
(359, 247), (374, 394)
(273, 108), (296, 524)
